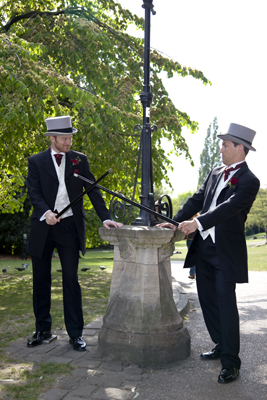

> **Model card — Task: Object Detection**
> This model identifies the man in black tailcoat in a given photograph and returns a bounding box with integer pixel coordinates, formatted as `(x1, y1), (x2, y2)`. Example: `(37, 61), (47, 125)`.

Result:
(158, 123), (260, 383)
(26, 116), (122, 351)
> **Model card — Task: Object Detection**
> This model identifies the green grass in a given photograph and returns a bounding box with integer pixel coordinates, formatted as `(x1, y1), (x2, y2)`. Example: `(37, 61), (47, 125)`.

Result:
(246, 238), (267, 271)
(171, 240), (189, 261)
(0, 251), (113, 400)
(246, 233), (266, 241)
(0, 250), (114, 348)
(171, 238), (267, 271)
(1, 360), (74, 400)
(0, 241), (266, 399)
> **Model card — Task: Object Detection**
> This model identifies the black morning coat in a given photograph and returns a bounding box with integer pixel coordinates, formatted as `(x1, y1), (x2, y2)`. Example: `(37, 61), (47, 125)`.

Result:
(26, 148), (111, 259)
(173, 162), (260, 283)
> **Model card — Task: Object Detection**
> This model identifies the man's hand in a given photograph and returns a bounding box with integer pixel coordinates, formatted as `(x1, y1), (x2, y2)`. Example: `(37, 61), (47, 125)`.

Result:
(103, 220), (124, 230)
(156, 222), (177, 232)
(45, 210), (60, 225)
(178, 219), (198, 235)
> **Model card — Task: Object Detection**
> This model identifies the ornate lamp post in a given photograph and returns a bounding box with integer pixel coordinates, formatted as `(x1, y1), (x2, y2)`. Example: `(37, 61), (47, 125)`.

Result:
(109, 0), (172, 226)
(132, 0), (157, 226)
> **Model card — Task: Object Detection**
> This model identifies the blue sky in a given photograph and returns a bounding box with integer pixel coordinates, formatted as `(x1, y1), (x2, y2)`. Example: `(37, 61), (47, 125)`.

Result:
(119, 0), (266, 195)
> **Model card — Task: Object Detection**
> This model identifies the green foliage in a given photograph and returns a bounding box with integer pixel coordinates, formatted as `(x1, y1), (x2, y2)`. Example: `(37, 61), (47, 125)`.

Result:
(0, 0), (211, 247)
(171, 190), (195, 216)
(198, 117), (221, 188)
(246, 188), (267, 243)
(0, 194), (31, 255)
(245, 224), (264, 237)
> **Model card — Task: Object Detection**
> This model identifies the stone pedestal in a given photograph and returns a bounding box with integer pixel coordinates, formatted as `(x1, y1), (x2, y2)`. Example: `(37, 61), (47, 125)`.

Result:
(98, 226), (190, 365)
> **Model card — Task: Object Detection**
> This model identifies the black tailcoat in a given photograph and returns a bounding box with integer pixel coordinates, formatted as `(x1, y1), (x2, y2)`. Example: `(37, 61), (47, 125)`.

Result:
(173, 162), (260, 283)
(173, 162), (259, 368)
(27, 148), (111, 258)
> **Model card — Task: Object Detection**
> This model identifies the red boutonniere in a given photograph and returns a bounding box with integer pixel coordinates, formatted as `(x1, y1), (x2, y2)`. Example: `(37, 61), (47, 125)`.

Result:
(228, 176), (238, 189)
(71, 156), (82, 166)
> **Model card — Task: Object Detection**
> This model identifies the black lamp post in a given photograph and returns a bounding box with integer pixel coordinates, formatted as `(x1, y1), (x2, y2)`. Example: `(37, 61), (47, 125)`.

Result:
(109, 0), (172, 226)
(132, 0), (157, 226)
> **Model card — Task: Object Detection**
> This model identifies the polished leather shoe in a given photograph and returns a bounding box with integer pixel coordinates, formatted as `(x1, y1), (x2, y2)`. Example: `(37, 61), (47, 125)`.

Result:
(200, 347), (222, 360)
(69, 336), (86, 351)
(27, 330), (52, 347)
(218, 366), (239, 383)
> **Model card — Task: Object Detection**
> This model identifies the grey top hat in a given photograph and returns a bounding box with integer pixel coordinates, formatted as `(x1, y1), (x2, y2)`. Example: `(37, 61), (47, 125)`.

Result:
(44, 116), (78, 136)
(217, 123), (256, 151)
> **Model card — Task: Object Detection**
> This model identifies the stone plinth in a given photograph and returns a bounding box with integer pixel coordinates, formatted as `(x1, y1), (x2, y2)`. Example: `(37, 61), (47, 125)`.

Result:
(98, 226), (190, 365)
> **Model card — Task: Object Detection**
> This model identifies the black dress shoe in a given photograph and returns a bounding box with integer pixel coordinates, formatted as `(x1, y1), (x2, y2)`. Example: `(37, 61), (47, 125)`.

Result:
(200, 347), (222, 360)
(69, 336), (86, 351)
(218, 366), (239, 383)
(27, 331), (52, 347)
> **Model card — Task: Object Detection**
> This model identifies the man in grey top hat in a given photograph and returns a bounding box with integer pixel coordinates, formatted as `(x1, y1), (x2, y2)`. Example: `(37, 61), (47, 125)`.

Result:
(157, 123), (260, 383)
(26, 116), (122, 351)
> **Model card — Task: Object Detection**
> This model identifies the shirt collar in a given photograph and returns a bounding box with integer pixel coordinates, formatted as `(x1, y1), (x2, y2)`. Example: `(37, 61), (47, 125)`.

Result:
(50, 147), (65, 156)
(226, 161), (245, 169)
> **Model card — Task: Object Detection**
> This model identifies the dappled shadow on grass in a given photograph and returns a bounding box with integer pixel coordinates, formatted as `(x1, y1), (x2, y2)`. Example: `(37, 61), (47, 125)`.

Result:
(0, 253), (113, 399)
(0, 357), (74, 400)
(0, 252), (114, 349)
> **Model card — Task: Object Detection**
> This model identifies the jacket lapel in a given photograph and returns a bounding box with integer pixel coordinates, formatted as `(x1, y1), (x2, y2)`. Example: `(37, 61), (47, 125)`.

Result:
(205, 167), (224, 209)
(65, 151), (75, 179)
(221, 162), (248, 194)
(41, 148), (58, 181)
(231, 161), (248, 180)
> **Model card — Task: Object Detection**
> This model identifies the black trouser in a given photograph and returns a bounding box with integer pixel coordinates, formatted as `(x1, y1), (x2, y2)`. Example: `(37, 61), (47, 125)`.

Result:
(195, 235), (241, 369)
(31, 217), (84, 338)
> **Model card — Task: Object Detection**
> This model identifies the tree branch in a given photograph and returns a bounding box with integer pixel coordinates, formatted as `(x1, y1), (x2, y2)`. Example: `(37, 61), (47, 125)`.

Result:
(0, 7), (139, 54)
(1, 9), (66, 33)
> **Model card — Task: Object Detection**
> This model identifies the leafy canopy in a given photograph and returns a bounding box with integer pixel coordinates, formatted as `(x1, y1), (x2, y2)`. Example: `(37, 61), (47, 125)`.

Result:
(171, 190), (195, 215)
(0, 0), (211, 221)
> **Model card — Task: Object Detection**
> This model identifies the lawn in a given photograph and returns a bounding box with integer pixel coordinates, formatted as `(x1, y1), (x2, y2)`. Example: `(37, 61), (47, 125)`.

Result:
(0, 250), (113, 400)
(0, 239), (266, 399)
(0, 250), (114, 349)
(0, 238), (266, 349)
(171, 237), (267, 271)
(246, 234), (267, 271)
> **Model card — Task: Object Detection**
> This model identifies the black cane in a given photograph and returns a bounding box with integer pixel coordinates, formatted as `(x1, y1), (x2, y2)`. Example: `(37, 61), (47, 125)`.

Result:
(74, 173), (179, 227)
(55, 168), (112, 219)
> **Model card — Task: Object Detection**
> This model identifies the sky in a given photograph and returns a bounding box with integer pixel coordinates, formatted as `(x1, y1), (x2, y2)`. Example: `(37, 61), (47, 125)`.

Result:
(119, 0), (267, 195)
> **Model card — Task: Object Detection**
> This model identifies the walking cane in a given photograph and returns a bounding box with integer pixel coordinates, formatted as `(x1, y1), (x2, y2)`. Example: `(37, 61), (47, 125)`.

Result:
(55, 168), (112, 219)
(74, 173), (179, 227)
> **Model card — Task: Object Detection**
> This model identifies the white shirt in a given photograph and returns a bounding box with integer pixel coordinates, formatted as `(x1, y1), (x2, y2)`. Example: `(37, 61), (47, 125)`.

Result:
(40, 149), (73, 220)
(41, 149), (112, 225)
(196, 162), (244, 243)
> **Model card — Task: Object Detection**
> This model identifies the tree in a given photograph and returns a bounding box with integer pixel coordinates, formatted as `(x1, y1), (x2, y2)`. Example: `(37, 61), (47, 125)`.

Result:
(0, 195), (31, 255)
(198, 117), (221, 188)
(171, 191), (194, 215)
(246, 188), (267, 244)
(0, 0), (211, 247)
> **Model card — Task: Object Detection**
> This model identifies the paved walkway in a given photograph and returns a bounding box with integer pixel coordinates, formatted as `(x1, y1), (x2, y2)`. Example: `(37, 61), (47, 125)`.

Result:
(4, 262), (267, 400)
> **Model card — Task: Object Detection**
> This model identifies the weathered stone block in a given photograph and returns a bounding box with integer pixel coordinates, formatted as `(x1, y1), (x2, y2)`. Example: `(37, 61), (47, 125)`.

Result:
(98, 226), (190, 365)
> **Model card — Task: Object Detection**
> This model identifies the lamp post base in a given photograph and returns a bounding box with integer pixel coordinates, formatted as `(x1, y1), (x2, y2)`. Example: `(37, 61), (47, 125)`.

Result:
(98, 226), (190, 365)
(99, 325), (190, 365)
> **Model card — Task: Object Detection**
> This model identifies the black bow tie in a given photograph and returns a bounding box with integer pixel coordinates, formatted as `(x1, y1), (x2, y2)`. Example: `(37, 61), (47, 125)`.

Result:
(224, 162), (245, 181)
(54, 154), (63, 166)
